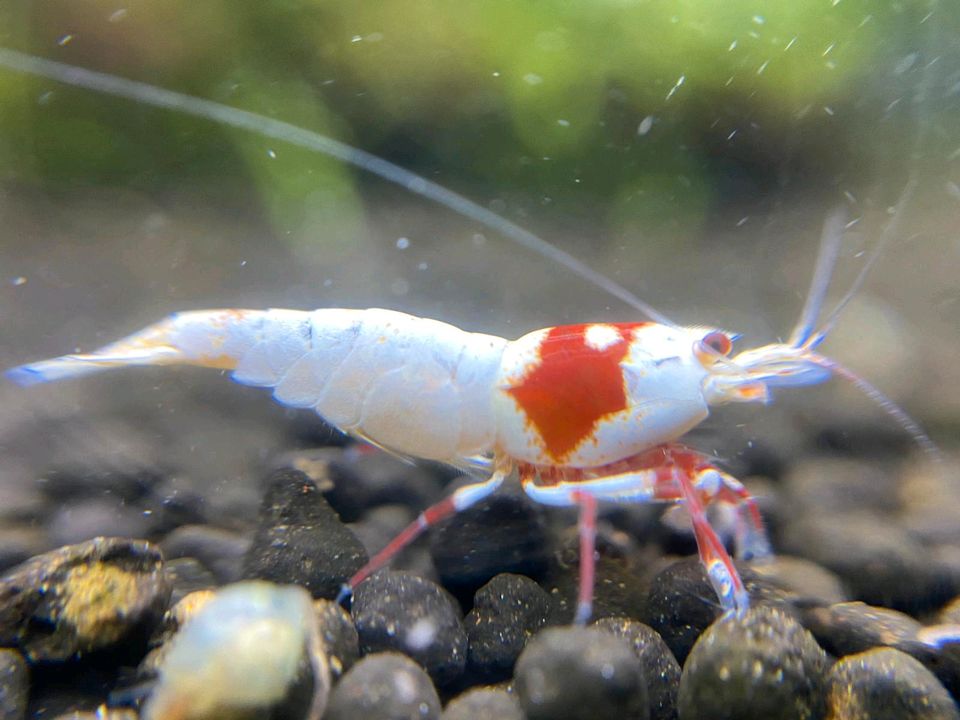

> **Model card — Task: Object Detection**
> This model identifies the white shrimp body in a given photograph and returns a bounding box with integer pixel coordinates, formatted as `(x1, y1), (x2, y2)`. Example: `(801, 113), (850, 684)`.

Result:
(8, 308), (508, 462)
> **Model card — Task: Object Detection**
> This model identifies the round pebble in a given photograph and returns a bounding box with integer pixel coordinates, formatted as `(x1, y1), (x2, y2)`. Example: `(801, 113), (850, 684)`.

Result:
(313, 599), (359, 679)
(593, 617), (680, 720)
(161, 524), (251, 585)
(465, 573), (552, 681)
(804, 601), (923, 657)
(0, 649), (28, 720)
(825, 647), (959, 720)
(325, 652), (442, 720)
(163, 557), (217, 604)
(678, 605), (829, 720)
(241, 469), (368, 599)
(353, 571), (467, 686)
(431, 480), (549, 591)
(442, 687), (524, 720)
(514, 626), (648, 720)
(0, 537), (170, 662)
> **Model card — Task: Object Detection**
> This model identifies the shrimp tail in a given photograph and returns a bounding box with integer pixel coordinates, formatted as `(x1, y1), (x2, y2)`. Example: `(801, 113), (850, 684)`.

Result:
(4, 310), (264, 386)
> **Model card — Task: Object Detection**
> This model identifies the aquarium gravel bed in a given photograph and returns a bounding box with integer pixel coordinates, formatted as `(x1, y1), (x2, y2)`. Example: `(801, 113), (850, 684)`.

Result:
(1, 409), (959, 720)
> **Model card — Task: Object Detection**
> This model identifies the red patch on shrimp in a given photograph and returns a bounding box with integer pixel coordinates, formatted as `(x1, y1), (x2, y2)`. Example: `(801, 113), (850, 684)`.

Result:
(506, 322), (650, 462)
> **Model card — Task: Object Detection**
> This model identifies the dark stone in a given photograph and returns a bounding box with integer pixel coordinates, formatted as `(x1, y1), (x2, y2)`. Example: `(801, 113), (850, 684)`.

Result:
(36, 467), (163, 503)
(825, 648), (959, 720)
(163, 557), (217, 605)
(514, 626), (648, 720)
(352, 572), (467, 686)
(803, 601), (923, 658)
(781, 512), (938, 612)
(677, 605), (829, 720)
(161, 524), (251, 585)
(325, 653), (441, 720)
(805, 601), (960, 699)
(0, 649), (28, 720)
(441, 687), (524, 720)
(313, 599), (359, 680)
(430, 479), (550, 591)
(465, 573), (552, 681)
(783, 458), (900, 516)
(643, 558), (791, 665)
(46, 501), (154, 548)
(349, 504), (437, 581)
(748, 555), (849, 607)
(0, 537), (170, 662)
(540, 524), (652, 624)
(240, 469), (367, 599)
(593, 617), (680, 720)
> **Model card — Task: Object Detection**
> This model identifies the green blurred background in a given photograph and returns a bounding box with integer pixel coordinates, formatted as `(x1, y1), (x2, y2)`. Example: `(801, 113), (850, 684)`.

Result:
(0, 0), (958, 434)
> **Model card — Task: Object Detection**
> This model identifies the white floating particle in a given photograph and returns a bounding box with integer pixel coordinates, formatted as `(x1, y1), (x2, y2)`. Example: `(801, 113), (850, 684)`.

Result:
(267, 149), (277, 159)
(637, 115), (654, 136)
(391, 279), (409, 296)
(557, 119), (570, 127)
(366, 32), (384, 42)
(728, 40), (738, 51)
(784, 37), (797, 51)
(417, 262), (429, 271)
(824, 106), (835, 116)
(240, 260), (248, 267)
(395, 237), (410, 250)
(894, 52), (918, 76)
(351, 35), (362, 43)
(523, 73), (543, 86)
(946, 181), (960, 200)
(492, 71), (501, 77)
(57, 34), (75, 46)
(822, 42), (835, 57)
(472, 233), (487, 246)
(752, 15), (765, 24)
(757, 60), (769, 75)
(665, 74), (685, 101)
(108, 9), (128, 23)
(11, 276), (26, 286)
(736, 216), (749, 227)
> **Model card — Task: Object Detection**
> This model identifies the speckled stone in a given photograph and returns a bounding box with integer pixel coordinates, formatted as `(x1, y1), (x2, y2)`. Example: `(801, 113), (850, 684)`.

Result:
(353, 571), (467, 686)
(593, 617), (680, 720)
(514, 626), (648, 720)
(241, 469), (367, 599)
(325, 653), (441, 720)
(678, 605), (829, 720)
(824, 647), (959, 720)
(0, 537), (170, 662)
(441, 687), (524, 720)
(313, 599), (359, 679)
(465, 573), (552, 681)
(0, 649), (28, 720)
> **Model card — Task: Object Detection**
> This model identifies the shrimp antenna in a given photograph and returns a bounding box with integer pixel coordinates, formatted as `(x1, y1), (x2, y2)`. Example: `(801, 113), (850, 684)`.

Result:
(0, 47), (676, 327)
(788, 206), (849, 348)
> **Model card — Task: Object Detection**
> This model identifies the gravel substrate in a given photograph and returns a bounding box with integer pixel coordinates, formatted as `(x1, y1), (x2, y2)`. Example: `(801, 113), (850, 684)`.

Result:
(1, 439), (960, 718)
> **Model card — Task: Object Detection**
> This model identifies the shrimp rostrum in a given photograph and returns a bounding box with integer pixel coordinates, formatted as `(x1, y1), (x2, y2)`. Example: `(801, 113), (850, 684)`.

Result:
(5, 213), (933, 624)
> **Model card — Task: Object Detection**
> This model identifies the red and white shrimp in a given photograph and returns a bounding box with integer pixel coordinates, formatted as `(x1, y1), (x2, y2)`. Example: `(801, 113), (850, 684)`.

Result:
(0, 48), (938, 625)
(6, 214), (934, 623)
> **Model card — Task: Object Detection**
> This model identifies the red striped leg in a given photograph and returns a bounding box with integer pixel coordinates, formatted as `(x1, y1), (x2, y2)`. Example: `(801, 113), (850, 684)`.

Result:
(337, 468), (507, 603)
(572, 491), (598, 625)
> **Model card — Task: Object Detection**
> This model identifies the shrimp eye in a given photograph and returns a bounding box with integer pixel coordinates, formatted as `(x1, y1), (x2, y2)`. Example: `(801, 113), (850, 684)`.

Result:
(702, 331), (732, 356)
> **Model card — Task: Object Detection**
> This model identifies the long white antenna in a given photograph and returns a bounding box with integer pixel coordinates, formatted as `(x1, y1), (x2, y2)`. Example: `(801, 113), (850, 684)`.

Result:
(0, 47), (676, 327)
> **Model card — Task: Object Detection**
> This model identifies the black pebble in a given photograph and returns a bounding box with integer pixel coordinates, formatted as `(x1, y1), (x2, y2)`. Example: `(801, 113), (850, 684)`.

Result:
(352, 571), (467, 686)
(441, 687), (524, 720)
(430, 480), (549, 591)
(514, 626), (649, 720)
(0, 648), (28, 720)
(163, 557), (217, 605)
(825, 647), (959, 720)
(644, 558), (791, 665)
(593, 617), (680, 720)
(803, 601), (922, 658)
(465, 573), (552, 681)
(0, 537), (170, 662)
(325, 652), (441, 720)
(313, 599), (359, 680)
(781, 512), (936, 612)
(677, 605), (829, 720)
(162, 524), (251, 585)
(241, 469), (367, 599)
